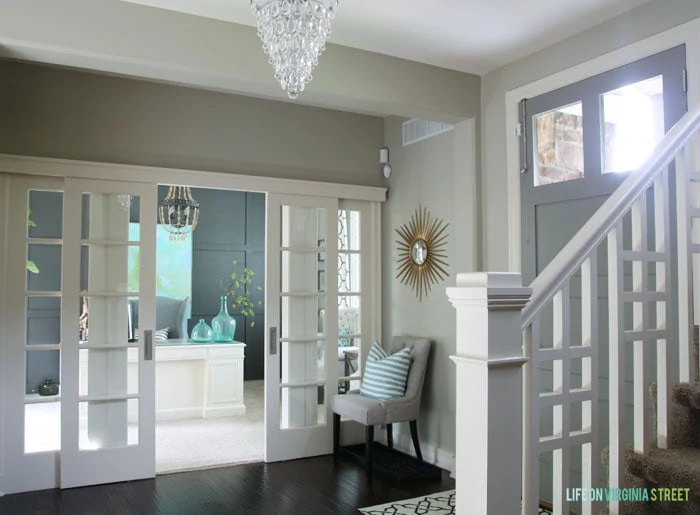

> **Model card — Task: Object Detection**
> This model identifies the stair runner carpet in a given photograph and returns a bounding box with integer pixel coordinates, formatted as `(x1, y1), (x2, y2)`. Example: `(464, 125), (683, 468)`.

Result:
(599, 327), (700, 514)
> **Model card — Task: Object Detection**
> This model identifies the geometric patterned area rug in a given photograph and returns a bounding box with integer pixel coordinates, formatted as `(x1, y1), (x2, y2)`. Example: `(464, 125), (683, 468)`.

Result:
(358, 491), (554, 514)
(358, 490), (455, 514)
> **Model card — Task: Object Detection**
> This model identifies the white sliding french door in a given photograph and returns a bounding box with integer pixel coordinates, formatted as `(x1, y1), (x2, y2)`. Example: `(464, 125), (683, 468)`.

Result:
(3, 175), (67, 495)
(265, 194), (339, 462)
(60, 179), (157, 488)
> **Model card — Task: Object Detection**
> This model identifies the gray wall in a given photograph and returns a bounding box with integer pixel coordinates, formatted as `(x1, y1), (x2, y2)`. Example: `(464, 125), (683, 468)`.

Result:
(481, 0), (700, 271)
(382, 116), (478, 464)
(0, 60), (385, 187)
(0, 0), (481, 122)
(0, 58), (384, 388)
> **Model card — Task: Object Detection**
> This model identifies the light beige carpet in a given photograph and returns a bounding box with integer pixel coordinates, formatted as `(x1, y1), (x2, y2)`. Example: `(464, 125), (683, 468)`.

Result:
(156, 380), (264, 474)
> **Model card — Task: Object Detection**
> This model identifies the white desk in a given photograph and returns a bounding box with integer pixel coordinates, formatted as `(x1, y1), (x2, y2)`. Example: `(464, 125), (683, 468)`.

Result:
(79, 340), (246, 422)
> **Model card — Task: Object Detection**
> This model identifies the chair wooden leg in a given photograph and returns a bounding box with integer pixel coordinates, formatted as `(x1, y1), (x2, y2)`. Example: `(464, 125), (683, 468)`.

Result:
(386, 423), (393, 449)
(365, 425), (374, 472)
(333, 413), (341, 459)
(409, 420), (423, 462)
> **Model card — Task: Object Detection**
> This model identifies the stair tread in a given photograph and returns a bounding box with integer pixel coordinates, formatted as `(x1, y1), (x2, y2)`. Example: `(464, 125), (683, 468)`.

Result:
(600, 499), (700, 515)
(672, 382), (700, 410)
(602, 446), (700, 494)
(632, 446), (700, 494)
(650, 382), (700, 449)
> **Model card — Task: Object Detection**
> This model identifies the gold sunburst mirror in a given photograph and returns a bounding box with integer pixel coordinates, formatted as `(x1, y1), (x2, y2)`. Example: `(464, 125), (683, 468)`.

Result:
(395, 205), (449, 301)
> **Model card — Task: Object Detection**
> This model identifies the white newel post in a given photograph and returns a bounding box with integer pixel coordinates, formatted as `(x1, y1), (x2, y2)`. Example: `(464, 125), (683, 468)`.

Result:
(447, 273), (531, 515)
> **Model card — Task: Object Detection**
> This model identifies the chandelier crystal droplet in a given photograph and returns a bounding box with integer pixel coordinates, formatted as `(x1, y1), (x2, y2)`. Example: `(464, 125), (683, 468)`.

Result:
(250, 0), (339, 99)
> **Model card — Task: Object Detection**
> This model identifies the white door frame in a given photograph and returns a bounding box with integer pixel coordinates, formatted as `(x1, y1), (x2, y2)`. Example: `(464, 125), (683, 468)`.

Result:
(504, 16), (700, 273)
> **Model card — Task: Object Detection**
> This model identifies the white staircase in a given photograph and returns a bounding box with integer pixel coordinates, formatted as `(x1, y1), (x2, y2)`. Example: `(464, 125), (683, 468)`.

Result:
(448, 101), (700, 515)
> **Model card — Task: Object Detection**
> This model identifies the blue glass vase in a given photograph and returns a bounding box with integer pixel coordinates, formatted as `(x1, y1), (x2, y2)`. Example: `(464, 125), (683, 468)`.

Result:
(212, 295), (236, 342)
(191, 319), (213, 342)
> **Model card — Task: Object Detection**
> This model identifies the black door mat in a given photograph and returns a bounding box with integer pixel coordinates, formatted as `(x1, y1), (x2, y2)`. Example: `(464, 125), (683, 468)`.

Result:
(338, 442), (444, 482)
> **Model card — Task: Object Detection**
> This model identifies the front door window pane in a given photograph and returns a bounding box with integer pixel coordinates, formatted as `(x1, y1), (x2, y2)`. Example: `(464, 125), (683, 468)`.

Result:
(602, 75), (664, 173)
(534, 102), (585, 186)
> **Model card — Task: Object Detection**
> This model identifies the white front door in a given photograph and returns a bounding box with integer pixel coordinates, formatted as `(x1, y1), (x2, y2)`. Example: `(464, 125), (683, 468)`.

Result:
(60, 179), (157, 488)
(265, 194), (338, 462)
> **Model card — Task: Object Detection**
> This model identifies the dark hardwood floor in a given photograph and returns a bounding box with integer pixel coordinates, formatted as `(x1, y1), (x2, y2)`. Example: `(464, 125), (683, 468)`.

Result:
(0, 455), (454, 515)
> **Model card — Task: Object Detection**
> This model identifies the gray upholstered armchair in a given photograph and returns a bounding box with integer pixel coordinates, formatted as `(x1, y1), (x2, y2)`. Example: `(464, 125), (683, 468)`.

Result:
(332, 335), (432, 470)
(129, 296), (190, 340)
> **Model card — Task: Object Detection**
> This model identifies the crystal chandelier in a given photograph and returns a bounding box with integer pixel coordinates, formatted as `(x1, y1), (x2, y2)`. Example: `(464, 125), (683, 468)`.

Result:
(250, 0), (339, 99)
(158, 186), (200, 241)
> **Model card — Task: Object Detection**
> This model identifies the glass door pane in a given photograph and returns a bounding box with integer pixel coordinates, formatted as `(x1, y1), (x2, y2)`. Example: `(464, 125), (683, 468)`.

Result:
(25, 190), (64, 454)
(601, 75), (665, 173)
(533, 102), (585, 186)
(337, 209), (362, 394)
(266, 194), (338, 462)
(60, 180), (156, 489)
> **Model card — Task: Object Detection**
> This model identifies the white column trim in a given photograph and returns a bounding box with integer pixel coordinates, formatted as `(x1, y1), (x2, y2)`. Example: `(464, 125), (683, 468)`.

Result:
(447, 272), (531, 515)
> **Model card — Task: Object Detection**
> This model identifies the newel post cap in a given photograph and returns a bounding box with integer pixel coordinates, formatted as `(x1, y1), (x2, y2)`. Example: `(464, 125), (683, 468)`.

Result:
(446, 272), (531, 310)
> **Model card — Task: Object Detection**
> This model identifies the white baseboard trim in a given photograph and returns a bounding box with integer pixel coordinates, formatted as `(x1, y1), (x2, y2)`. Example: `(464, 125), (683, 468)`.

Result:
(203, 405), (246, 418)
(135, 404), (248, 423)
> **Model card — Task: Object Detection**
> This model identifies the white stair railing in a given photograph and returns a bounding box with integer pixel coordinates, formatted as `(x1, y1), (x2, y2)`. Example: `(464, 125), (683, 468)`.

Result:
(521, 102), (700, 515)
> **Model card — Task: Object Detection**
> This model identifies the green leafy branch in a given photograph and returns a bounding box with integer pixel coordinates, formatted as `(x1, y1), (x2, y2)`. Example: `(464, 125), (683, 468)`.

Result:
(27, 209), (39, 274)
(221, 260), (263, 327)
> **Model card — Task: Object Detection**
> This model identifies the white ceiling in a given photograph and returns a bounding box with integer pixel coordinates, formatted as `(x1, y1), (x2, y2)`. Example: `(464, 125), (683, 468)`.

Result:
(121, 0), (651, 74)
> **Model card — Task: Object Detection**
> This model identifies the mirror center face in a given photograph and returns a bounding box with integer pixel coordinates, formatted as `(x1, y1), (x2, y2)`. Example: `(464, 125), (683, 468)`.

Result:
(411, 239), (428, 266)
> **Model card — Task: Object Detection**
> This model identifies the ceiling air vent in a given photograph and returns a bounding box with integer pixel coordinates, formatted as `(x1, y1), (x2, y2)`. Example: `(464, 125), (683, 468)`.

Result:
(402, 118), (454, 147)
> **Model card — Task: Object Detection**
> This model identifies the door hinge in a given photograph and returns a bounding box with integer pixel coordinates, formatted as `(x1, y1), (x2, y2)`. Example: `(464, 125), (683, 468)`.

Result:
(682, 69), (688, 92)
(519, 99), (528, 174)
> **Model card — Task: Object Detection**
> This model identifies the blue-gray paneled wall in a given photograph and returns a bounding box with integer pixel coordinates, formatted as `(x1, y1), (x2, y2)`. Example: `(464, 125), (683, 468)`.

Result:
(182, 187), (265, 381)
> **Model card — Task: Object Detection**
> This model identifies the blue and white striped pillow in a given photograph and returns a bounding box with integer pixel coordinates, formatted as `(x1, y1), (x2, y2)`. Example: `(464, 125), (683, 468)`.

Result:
(360, 341), (412, 400)
(134, 328), (169, 341)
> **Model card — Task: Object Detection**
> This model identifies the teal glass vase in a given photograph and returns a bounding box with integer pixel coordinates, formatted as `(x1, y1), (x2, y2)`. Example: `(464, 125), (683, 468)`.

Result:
(212, 295), (236, 342)
(191, 319), (213, 342)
